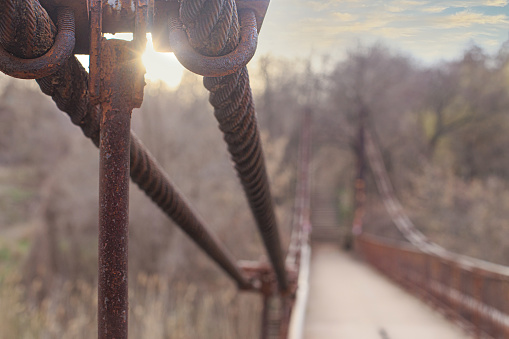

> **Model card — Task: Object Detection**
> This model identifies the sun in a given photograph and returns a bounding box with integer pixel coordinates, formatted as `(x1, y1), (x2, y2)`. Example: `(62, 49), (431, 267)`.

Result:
(76, 33), (185, 90)
(142, 34), (185, 89)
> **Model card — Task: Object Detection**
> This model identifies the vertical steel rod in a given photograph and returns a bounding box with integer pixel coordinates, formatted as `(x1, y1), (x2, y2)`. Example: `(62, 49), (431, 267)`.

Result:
(352, 106), (366, 238)
(98, 40), (134, 339)
(89, 0), (103, 104)
(278, 297), (292, 339)
(473, 272), (483, 339)
(260, 295), (270, 339)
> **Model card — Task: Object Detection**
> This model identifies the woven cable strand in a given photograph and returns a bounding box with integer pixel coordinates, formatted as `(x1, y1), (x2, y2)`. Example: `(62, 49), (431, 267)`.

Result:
(179, 0), (289, 290)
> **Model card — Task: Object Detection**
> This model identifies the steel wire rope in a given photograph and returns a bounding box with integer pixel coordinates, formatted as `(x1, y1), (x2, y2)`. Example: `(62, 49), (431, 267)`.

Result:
(178, 0), (289, 291)
(364, 129), (446, 256)
(0, 6), (76, 79)
(0, 0), (252, 289)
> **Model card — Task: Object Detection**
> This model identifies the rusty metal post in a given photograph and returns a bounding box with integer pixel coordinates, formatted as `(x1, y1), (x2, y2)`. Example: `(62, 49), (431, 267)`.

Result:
(350, 105), (367, 247)
(260, 294), (285, 339)
(89, 0), (103, 104)
(278, 296), (294, 339)
(98, 39), (139, 339)
(473, 271), (483, 339)
(452, 264), (461, 317)
(260, 294), (271, 339)
(425, 252), (432, 300)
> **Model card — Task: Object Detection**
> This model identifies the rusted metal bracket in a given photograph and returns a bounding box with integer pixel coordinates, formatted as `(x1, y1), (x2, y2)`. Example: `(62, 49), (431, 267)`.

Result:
(133, 0), (148, 106)
(238, 261), (275, 293)
(89, 0), (146, 106)
(39, 0), (270, 54)
(239, 261), (298, 339)
(239, 260), (298, 295)
(89, 0), (102, 104)
(40, 0), (89, 53)
(237, 0), (270, 33)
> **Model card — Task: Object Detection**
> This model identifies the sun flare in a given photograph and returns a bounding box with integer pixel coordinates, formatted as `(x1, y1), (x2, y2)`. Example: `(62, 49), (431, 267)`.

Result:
(142, 35), (185, 89)
(76, 33), (185, 90)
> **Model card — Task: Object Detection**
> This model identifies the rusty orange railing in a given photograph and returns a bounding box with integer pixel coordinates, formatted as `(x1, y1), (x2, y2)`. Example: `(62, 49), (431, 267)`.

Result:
(352, 118), (509, 339)
(357, 234), (509, 339)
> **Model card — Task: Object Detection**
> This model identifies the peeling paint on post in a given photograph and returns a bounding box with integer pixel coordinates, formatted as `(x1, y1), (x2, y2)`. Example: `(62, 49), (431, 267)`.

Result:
(98, 39), (136, 339)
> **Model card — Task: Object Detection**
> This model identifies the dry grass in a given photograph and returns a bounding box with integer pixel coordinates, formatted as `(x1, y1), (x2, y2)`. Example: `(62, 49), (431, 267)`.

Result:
(0, 271), (261, 339)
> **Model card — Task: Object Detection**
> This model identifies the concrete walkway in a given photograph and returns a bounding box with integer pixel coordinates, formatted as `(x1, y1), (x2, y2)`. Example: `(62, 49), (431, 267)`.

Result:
(304, 244), (471, 339)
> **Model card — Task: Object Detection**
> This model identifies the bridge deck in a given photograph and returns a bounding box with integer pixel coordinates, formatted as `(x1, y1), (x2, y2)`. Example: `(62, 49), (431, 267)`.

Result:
(304, 243), (471, 339)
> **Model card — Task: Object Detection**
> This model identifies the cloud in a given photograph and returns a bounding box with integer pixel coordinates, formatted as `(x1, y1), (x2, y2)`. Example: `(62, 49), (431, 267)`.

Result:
(385, 5), (406, 13)
(306, 0), (362, 11)
(422, 6), (448, 13)
(333, 12), (357, 21)
(307, 1), (335, 11)
(438, 10), (509, 28)
(483, 0), (508, 5)
(430, 0), (508, 6)
(390, 0), (424, 7)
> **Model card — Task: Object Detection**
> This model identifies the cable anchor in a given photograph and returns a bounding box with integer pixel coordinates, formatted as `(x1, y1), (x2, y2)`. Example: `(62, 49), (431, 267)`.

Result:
(0, 7), (75, 79)
(168, 7), (258, 77)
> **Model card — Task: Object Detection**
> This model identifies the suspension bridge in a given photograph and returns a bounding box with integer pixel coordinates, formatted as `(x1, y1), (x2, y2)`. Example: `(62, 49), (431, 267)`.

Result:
(1, 1), (509, 339)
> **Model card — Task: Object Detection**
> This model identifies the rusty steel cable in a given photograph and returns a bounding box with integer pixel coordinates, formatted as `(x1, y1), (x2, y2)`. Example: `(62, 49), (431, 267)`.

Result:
(0, 0), (56, 59)
(364, 129), (446, 256)
(169, 9), (258, 77)
(0, 6), (75, 79)
(179, 0), (288, 291)
(0, 0), (252, 290)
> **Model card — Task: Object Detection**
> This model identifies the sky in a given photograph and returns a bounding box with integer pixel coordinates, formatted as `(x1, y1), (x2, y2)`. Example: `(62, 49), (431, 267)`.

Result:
(258, 0), (509, 64)
(78, 1), (509, 87)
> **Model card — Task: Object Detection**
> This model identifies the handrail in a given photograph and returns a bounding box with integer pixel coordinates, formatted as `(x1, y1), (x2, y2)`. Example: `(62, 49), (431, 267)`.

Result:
(357, 234), (509, 338)
(287, 243), (311, 339)
(286, 110), (313, 339)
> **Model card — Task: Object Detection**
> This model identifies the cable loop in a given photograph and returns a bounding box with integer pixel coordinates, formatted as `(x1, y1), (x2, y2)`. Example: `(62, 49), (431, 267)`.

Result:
(169, 9), (257, 77)
(0, 7), (75, 79)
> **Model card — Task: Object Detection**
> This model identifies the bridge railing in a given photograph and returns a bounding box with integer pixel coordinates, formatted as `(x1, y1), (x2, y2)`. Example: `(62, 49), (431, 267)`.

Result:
(357, 234), (509, 339)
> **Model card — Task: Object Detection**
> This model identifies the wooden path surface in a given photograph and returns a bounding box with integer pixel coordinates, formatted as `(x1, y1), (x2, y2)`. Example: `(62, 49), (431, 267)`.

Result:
(303, 243), (471, 339)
